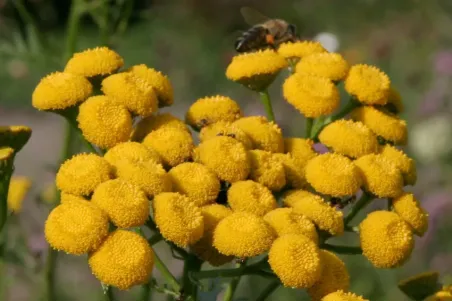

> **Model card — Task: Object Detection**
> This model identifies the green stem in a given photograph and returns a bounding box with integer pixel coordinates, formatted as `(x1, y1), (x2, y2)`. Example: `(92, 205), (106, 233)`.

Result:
(104, 286), (115, 300)
(259, 90), (275, 122)
(64, 0), (83, 62)
(223, 261), (246, 301)
(305, 118), (313, 138)
(11, 0), (47, 49)
(0, 153), (14, 234)
(321, 243), (363, 255)
(256, 280), (280, 301)
(182, 254), (203, 300)
(153, 250), (181, 294)
(45, 249), (57, 300)
(140, 283), (151, 301)
(344, 192), (374, 225)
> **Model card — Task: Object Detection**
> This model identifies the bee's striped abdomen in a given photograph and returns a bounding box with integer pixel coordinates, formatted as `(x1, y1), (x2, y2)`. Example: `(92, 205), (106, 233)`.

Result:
(235, 25), (268, 52)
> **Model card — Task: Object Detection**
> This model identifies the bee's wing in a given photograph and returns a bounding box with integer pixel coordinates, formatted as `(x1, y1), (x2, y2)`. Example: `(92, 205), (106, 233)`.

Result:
(240, 7), (271, 25)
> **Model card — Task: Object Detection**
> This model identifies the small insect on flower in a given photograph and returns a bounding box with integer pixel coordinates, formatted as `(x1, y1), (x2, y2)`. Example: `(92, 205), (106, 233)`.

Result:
(321, 290), (368, 301)
(227, 180), (277, 216)
(64, 47), (124, 78)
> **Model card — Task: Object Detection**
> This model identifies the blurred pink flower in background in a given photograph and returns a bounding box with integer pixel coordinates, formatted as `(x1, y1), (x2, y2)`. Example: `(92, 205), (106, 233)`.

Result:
(434, 51), (452, 76)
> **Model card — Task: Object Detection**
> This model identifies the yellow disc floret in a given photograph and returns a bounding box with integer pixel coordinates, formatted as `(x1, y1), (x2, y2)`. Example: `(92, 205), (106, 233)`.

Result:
(278, 41), (327, 59)
(153, 192), (204, 247)
(186, 95), (242, 130)
(359, 211), (414, 268)
(319, 120), (379, 158)
(296, 53), (349, 81)
(283, 72), (340, 118)
(213, 212), (275, 257)
(226, 49), (287, 91)
(128, 64), (174, 107)
(305, 153), (362, 197)
(321, 290), (368, 301)
(392, 193), (428, 236)
(115, 161), (172, 198)
(142, 127), (194, 167)
(273, 153), (307, 189)
(88, 230), (154, 290)
(7, 176), (31, 213)
(354, 154), (404, 198)
(284, 138), (317, 167)
(131, 113), (189, 142)
(64, 47), (124, 77)
(227, 180), (277, 216)
(101, 72), (158, 117)
(292, 194), (344, 236)
(45, 200), (109, 255)
(194, 136), (250, 183)
(199, 121), (253, 149)
(282, 189), (318, 207)
(268, 234), (322, 288)
(379, 144), (417, 185)
(345, 64), (390, 105)
(263, 208), (318, 243)
(77, 95), (133, 149)
(91, 179), (149, 228)
(104, 142), (161, 170)
(232, 116), (284, 153)
(307, 250), (350, 300)
(351, 106), (407, 145)
(169, 162), (220, 207)
(32, 72), (92, 110)
(56, 153), (113, 196)
(248, 150), (286, 192)
(60, 192), (88, 204)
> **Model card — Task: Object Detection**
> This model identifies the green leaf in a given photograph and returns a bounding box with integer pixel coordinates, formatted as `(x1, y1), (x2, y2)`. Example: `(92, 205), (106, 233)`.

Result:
(398, 271), (442, 301)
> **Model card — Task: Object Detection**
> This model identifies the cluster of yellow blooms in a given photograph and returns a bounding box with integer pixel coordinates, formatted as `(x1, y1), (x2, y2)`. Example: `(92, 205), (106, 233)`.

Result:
(31, 42), (428, 300)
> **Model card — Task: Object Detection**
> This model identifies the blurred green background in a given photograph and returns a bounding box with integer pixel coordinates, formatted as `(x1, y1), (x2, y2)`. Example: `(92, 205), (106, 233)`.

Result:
(1, 0), (452, 300)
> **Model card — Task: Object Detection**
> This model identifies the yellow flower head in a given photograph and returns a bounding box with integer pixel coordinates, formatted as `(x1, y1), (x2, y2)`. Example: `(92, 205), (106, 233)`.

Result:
(213, 212), (275, 257)
(142, 127), (194, 167)
(64, 47), (124, 78)
(186, 95), (242, 130)
(0, 147), (14, 161)
(345, 64), (390, 105)
(0, 125), (32, 152)
(199, 121), (252, 149)
(227, 180), (277, 216)
(131, 113), (189, 142)
(283, 72), (340, 118)
(249, 150), (286, 192)
(115, 161), (172, 198)
(56, 153), (113, 196)
(32, 72), (92, 110)
(153, 192), (204, 247)
(101, 72), (157, 117)
(263, 208), (318, 243)
(77, 95), (133, 149)
(91, 179), (149, 228)
(45, 200), (109, 255)
(191, 204), (234, 266)
(104, 142), (161, 170)
(308, 250), (350, 300)
(305, 153), (362, 197)
(425, 286), (452, 301)
(385, 86), (404, 114)
(319, 120), (379, 158)
(284, 137), (317, 167)
(88, 230), (154, 290)
(273, 153), (307, 189)
(60, 192), (88, 204)
(351, 106), (407, 145)
(321, 290), (368, 301)
(7, 176), (31, 213)
(282, 189), (318, 207)
(392, 193), (428, 236)
(379, 144), (417, 185)
(354, 154), (404, 198)
(226, 49), (288, 91)
(268, 234), (322, 288)
(194, 136), (250, 183)
(296, 53), (349, 81)
(293, 194), (344, 236)
(278, 41), (327, 59)
(359, 211), (414, 268)
(232, 116), (284, 153)
(128, 64), (174, 107)
(169, 162), (220, 207)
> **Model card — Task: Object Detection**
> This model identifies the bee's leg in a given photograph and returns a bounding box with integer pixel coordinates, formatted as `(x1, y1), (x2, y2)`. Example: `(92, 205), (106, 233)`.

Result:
(265, 34), (276, 50)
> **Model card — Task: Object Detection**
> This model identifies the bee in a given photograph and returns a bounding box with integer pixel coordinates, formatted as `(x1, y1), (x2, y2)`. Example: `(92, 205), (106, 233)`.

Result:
(235, 7), (299, 53)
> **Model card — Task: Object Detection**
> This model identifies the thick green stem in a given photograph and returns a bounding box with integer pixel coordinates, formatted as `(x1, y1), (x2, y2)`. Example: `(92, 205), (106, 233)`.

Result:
(153, 251), (181, 294)
(223, 262), (246, 301)
(104, 286), (114, 301)
(256, 280), (280, 301)
(64, 0), (83, 61)
(344, 192), (374, 225)
(182, 254), (203, 300)
(305, 118), (313, 138)
(259, 90), (275, 122)
(140, 283), (151, 301)
(321, 243), (363, 255)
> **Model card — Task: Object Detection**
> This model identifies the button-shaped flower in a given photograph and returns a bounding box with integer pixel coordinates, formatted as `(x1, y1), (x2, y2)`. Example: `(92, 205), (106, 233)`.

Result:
(227, 180), (277, 216)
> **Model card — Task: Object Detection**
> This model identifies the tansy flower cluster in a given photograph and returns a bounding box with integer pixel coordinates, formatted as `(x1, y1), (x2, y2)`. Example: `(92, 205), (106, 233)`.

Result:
(32, 42), (426, 300)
